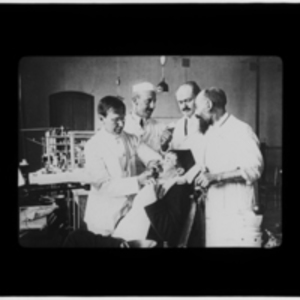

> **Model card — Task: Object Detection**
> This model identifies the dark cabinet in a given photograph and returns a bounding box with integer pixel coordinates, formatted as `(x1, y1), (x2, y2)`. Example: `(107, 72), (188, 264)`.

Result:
(49, 91), (94, 131)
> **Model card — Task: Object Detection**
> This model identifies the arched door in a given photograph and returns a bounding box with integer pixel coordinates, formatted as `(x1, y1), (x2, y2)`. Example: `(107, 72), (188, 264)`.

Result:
(49, 91), (94, 131)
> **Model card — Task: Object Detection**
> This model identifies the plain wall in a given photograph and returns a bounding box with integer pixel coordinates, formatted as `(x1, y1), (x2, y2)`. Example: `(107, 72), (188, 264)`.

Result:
(19, 56), (282, 175)
(259, 57), (282, 147)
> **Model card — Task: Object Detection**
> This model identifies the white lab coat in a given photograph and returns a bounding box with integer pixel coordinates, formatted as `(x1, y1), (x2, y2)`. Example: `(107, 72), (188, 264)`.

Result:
(124, 112), (166, 153)
(124, 112), (167, 174)
(191, 113), (264, 247)
(170, 115), (200, 150)
(83, 128), (162, 236)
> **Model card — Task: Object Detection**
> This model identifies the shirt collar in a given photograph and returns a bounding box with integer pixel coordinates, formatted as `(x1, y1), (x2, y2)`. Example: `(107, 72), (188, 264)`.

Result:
(100, 128), (122, 141)
(183, 113), (198, 124)
(130, 111), (149, 126)
(158, 176), (178, 196)
(212, 112), (229, 129)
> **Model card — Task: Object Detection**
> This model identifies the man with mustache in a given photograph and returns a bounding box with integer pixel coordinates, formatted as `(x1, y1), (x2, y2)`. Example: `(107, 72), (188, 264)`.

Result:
(124, 81), (167, 173)
(192, 87), (264, 247)
(160, 81), (201, 151)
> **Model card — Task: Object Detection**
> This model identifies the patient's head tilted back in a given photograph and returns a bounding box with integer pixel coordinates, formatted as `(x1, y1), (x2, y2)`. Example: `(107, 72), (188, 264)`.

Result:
(160, 149), (196, 180)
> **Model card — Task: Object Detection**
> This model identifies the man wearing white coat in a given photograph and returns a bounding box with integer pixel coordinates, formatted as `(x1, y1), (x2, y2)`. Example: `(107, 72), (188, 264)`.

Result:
(192, 87), (264, 247)
(160, 81), (202, 151)
(84, 96), (162, 236)
(124, 82), (167, 173)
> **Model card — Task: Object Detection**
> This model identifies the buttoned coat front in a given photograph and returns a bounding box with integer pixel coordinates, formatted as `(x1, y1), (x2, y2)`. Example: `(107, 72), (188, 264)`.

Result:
(83, 129), (161, 236)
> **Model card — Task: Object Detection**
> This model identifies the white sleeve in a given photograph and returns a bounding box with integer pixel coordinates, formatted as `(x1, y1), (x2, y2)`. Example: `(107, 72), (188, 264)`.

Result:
(185, 133), (206, 165)
(156, 121), (168, 153)
(84, 141), (140, 197)
(136, 140), (163, 166)
(101, 177), (140, 198)
(168, 121), (179, 150)
(182, 163), (203, 184)
(132, 183), (157, 208)
(235, 125), (264, 184)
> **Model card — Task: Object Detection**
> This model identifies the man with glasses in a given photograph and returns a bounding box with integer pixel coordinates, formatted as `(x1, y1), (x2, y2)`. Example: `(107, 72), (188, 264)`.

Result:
(160, 81), (202, 151)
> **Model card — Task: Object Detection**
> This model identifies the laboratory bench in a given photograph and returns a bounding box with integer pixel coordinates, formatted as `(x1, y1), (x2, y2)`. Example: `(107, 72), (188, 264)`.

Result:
(19, 173), (90, 248)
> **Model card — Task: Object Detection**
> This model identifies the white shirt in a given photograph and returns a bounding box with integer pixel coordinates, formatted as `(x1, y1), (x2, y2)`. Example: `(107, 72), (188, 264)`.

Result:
(100, 129), (127, 171)
(124, 112), (167, 153)
(170, 114), (200, 150)
(181, 132), (206, 166)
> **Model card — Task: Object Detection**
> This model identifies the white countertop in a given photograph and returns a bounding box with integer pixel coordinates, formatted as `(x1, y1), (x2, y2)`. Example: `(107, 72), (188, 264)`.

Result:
(29, 168), (90, 186)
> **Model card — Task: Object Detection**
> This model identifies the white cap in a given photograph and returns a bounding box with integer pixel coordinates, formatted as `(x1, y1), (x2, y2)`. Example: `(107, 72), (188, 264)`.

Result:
(132, 81), (156, 94)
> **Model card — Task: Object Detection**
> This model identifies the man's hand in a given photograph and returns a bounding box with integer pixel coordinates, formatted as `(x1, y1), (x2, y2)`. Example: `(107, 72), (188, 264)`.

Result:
(120, 240), (130, 248)
(160, 129), (173, 151)
(145, 177), (157, 186)
(146, 160), (161, 170)
(194, 171), (219, 189)
(137, 169), (155, 187)
(146, 160), (162, 179)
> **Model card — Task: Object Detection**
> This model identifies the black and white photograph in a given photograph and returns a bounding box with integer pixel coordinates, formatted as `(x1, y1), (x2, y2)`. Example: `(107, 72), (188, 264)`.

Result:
(17, 55), (282, 249)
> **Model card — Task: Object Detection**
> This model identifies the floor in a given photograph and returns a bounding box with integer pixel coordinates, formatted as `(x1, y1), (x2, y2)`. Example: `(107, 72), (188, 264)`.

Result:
(260, 194), (282, 247)
(19, 191), (282, 248)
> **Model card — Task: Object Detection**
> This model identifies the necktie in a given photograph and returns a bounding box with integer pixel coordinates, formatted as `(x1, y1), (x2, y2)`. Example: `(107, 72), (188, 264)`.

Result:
(156, 184), (165, 199)
(140, 118), (144, 129)
(184, 118), (188, 136)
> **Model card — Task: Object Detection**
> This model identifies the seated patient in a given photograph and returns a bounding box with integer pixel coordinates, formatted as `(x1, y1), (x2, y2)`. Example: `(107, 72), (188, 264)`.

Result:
(113, 149), (204, 247)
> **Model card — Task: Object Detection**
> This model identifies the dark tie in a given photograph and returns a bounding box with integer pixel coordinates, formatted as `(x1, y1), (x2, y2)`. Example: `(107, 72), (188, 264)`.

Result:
(184, 118), (188, 136)
(156, 184), (165, 199)
(140, 118), (144, 129)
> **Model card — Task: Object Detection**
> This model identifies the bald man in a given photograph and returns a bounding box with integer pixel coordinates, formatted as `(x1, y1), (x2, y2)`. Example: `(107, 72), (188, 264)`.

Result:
(192, 87), (264, 247)
(160, 81), (202, 151)
(124, 81), (167, 173)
